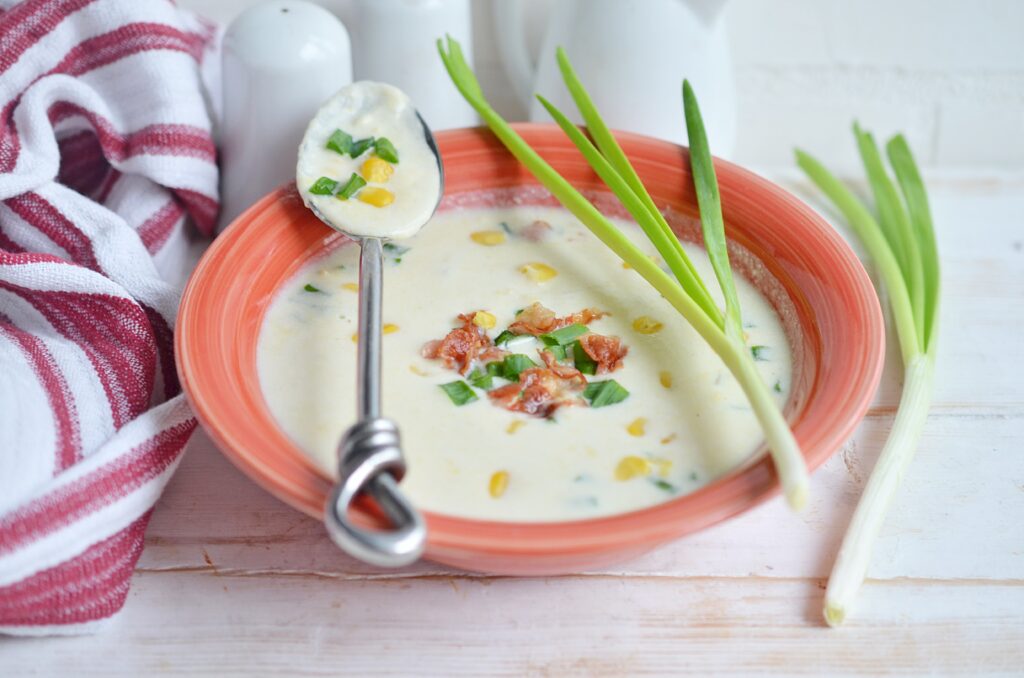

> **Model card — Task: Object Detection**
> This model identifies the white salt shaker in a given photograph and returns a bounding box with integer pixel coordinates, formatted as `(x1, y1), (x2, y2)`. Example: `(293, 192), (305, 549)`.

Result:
(351, 0), (476, 131)
(220, 0), (353, 228)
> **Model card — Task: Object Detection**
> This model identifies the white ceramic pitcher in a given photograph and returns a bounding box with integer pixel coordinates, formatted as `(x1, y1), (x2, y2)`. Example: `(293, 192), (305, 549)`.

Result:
(493, 0), (736, 156)
(351, 0), (477, 130)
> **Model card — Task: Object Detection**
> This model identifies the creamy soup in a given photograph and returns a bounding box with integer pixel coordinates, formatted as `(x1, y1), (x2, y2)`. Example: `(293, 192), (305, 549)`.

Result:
(257, 204), (792, 521)
(295, 81), (440, 239)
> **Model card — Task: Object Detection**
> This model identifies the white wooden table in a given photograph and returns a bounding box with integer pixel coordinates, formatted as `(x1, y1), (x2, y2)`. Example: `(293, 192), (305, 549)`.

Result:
(2, 173), (1022, 676)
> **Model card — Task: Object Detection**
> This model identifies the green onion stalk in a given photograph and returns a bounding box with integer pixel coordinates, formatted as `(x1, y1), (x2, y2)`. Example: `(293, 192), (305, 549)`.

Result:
(797, 128), (939, 626)
(437, 36), (809, 509)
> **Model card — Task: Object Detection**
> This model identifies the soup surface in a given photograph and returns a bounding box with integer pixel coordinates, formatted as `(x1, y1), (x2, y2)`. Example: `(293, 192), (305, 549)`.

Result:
(257, 204), (792, 521)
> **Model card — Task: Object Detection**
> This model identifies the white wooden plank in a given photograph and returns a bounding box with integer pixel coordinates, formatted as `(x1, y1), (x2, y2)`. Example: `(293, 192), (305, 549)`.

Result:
(1, 572), (1021, 676)
(140, 405), (1022, 583)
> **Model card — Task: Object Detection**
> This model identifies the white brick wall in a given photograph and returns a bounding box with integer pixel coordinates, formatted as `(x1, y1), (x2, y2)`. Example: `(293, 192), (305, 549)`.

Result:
(185, 0), (1024, 170)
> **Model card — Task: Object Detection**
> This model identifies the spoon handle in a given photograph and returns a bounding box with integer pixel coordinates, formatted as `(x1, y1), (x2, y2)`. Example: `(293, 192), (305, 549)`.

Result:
(357, 237), (384, 419)
(324, 237), (426, 567)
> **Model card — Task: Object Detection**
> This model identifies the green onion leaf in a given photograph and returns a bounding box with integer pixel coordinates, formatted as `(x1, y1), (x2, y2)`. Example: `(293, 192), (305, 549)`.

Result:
(303, 283), (321, 293)
(337, 173), (367, 200)
(493, 329), (516, 346)
(468, 369), (493, 390)
(582, 379), (629, 408)
(373, 137), (399, 163)
(308, 176), (339, 195)
(350, 137), (375, 158)
(539, 323), (588, 346)
(501, 354), (537, 381)
(682, 79), (744, 341)
(485, 361), (504, 378)
(326, 129), (353, 155)
(555, 48), (721, 325)
(571, 341), (597, 375)
(439, 380), (478, 405)
(887, 134), (940, 353)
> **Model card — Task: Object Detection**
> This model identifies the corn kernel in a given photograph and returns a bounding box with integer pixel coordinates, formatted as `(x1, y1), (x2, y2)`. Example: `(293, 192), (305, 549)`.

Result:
(351, 332), (358, 343)
(520, 262), (558, 283)
(489, 470), (510, 498)
(659, 371), (673, 389)
(357, 187), (395, 207)
(342, 282), (360, 292)
(506, 420), (525, 434)
(633, 316), (664, 334)
(615, 455), (651, 481)
(626, 417), (647, 437)
(660, 433), (677, 445)
(470, 230), (506, 246)
(361, 156), (394, 183)
(473, 311), (497, 329)
(652, 457), (673, 478)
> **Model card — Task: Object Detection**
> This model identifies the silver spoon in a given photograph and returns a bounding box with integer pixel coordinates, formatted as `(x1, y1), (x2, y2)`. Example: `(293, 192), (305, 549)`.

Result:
(298, 91), (442, 567)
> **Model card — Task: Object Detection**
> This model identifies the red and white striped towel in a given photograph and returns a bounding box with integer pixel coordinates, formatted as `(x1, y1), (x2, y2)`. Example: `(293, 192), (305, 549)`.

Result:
(0, 0), (219, 634)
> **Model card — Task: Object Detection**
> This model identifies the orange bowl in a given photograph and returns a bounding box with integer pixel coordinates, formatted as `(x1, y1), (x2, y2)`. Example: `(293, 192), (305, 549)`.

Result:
(176, 125), (884, 574)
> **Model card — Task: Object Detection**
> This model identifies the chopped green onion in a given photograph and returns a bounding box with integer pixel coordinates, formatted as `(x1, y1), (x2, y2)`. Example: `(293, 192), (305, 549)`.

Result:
(493, 329), (516, 346)
(326, 129), (353, 155)
(468, 369), (493, 390)
(308, 176), (339, 195)
(773, 380), (783, 394)
(373, 137), (399, 163)
(350, 137), (375, 158)
(650, 478), (677, 493)
(539, 323), (588, 346)
(582, 379), (629, 408)
(485, 361), (504, 378)
(336, 173), (366, 200)
(501, 354), (537, 381)
(383, 243), (410, 256)
(439, 380), (478, 405)
(751, 345), (770, 361)
(571, 341), (597, 375)
(303, 283), (321, 293)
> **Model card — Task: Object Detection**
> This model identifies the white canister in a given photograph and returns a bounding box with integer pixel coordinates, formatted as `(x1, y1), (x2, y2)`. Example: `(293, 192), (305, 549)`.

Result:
(220, 0), (353, 228)
(351, 0), (477, 131)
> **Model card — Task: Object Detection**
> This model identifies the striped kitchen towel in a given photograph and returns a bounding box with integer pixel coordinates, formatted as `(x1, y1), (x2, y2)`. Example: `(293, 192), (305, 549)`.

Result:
(0, 0), (219, 634)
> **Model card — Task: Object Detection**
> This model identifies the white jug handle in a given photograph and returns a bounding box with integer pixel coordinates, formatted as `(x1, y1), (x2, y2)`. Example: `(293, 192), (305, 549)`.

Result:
(492, 0), (535, 111)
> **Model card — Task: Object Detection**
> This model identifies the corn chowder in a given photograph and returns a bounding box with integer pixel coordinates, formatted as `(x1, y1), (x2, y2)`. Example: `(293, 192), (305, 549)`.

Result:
(257, 204), (792, 521)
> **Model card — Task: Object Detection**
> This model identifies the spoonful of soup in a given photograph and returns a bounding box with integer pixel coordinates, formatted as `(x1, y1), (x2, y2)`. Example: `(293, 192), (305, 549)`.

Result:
(296, 81), (442, 567)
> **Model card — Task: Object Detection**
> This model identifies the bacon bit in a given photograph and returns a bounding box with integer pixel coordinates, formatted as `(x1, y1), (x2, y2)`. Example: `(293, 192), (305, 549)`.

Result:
(522, 219), (552, 242)
(539, 349), (587, 381)
(508, 302), (608, 336)
(488, 367), (585, 418)
(478, 346), (509, 363)
(421, 312), (493, 375)
(579, 333), (628, 373)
